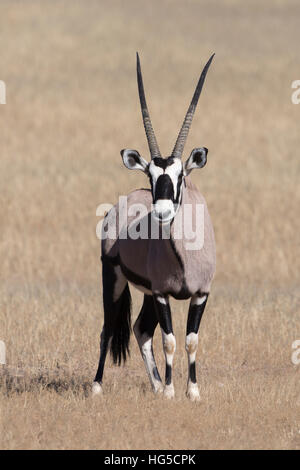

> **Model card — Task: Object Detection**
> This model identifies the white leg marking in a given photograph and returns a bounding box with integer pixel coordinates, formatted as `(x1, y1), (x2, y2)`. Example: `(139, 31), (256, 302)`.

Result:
(164, 383), (175, 399)
(133, 322), (163, 394)
(185, 332), (198, 363)
(185, 294), (207, 401)
(185, 332), (200, 402)
(162, 331), (176, 365)
(191, 294), (207, 306)
(156, 295), (168, 305)
(92, 381), (103, 396)
(141, 337), (163, 393)
(161, 330), (176, 399)
(186, 382), (200, 402)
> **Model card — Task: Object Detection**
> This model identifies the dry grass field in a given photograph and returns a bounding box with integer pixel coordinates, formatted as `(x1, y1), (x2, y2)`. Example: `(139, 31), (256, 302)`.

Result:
(0, 0), (300, 450)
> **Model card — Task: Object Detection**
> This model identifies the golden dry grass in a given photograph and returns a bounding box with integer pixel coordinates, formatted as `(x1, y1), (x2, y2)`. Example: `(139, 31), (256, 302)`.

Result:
(0, 0), (300, 450)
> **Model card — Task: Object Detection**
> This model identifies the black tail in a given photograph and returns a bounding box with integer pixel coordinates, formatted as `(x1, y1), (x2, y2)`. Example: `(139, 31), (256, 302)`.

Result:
(102, 258), (132, 366)
(110, 283), (131, 365)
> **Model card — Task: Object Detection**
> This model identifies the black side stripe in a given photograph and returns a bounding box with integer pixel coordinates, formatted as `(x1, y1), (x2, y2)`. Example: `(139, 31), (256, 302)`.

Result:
(102, 254), (152, 291)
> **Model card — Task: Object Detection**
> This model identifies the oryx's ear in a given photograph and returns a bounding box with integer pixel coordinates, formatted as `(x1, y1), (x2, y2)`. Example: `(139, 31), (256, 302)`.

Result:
(121, 149), (149, 173)
(184, 147), (208, 176)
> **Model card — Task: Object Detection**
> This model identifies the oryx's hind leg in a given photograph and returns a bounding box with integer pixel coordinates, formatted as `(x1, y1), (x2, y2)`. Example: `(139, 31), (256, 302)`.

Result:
(185, 293), (208, 401)
(153, 294), (176, 399)
(133, 295), (163, 394)
(93, 258), (131, 395)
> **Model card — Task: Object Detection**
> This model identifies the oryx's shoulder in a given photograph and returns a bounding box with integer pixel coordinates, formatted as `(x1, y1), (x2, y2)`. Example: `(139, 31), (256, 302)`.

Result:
(122, 188), (153, 211)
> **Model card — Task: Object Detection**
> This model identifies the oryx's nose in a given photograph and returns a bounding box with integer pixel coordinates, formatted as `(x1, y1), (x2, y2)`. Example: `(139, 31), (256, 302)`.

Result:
(158, 209), (171, 220)
(154, 199), (174, 222)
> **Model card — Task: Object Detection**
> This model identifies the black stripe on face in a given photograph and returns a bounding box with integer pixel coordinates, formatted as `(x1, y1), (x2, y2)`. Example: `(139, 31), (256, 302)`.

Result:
(175, 172), (183, 203)
(152, 157), (175, 169)
(154, 174), (174, 202)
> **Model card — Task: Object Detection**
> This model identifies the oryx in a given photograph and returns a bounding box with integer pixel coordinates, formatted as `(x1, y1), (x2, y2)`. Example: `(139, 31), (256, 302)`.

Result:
(93, 53), (216, 401)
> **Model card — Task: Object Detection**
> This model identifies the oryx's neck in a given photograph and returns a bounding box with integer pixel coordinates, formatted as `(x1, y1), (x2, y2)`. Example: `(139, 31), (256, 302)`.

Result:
(169, 176), (194, 237)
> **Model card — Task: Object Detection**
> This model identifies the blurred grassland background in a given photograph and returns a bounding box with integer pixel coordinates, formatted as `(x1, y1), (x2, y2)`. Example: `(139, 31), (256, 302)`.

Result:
(0, 0), (299, 450)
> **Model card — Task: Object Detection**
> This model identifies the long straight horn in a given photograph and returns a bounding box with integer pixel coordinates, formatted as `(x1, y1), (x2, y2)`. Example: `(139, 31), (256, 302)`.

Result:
(172, 54), (215, 159)
(136, 52), (161, 159)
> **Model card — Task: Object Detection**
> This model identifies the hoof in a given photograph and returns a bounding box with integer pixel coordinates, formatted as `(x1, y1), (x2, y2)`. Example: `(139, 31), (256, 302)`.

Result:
(153, 381), (164, 394)
(164, 384), (175, 399)
(92, 381), (103, 396)
(186, 384), (200, 402)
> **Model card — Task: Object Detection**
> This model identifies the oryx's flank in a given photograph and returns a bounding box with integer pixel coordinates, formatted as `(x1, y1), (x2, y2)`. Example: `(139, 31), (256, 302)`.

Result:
(93, 53), (216, 401)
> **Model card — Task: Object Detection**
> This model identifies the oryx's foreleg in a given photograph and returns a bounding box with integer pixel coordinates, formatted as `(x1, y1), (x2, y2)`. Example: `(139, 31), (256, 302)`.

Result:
(153, 294), (176, 399)
(185, 293), (208, 401)
(133, 295), (163, 394)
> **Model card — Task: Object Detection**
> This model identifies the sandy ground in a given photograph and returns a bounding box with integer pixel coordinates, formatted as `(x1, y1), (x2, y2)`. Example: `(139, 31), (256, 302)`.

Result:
(0, 0), (299, 450)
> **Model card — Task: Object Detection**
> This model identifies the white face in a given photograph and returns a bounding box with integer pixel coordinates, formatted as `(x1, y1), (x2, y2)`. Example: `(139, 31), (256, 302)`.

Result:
(121, 147), (208, 224)
(148, 157), (184, 223)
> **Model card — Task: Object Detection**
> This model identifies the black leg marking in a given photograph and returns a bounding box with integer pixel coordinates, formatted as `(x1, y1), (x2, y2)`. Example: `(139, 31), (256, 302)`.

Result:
(185, 293), (209, 400)
(165, 364), (172, 386)
(153, 366), (161, 382)
(135, 295), (158, 338)
(189, 362), (196, 384)
(153, 295), (176, 397)
(94, 328), (109, 384)
(154, 297), (173, 334)
(186, 294), (208, 335)
(133, 295), (163, 392)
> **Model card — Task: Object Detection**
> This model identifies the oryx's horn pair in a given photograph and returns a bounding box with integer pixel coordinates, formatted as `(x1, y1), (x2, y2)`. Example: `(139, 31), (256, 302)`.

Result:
(136, 52), (215, 159)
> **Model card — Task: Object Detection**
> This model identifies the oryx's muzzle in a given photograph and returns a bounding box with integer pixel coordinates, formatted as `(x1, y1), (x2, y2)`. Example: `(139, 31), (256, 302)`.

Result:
(153, 199), (177, 224)
(152, 173), (177, 223)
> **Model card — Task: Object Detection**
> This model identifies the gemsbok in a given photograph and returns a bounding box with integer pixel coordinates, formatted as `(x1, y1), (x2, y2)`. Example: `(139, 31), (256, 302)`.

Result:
(93, 53), (216, 400)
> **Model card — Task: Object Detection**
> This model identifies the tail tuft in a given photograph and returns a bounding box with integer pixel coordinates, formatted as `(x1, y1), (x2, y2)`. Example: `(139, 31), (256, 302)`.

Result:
(110, 284), (132, 365)
(102, 258), (132, 366)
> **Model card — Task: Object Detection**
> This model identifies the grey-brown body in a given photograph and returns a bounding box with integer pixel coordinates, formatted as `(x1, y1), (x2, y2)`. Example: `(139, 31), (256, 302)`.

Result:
(103, 177), (216, 299)
(93, 53), (216, 401)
